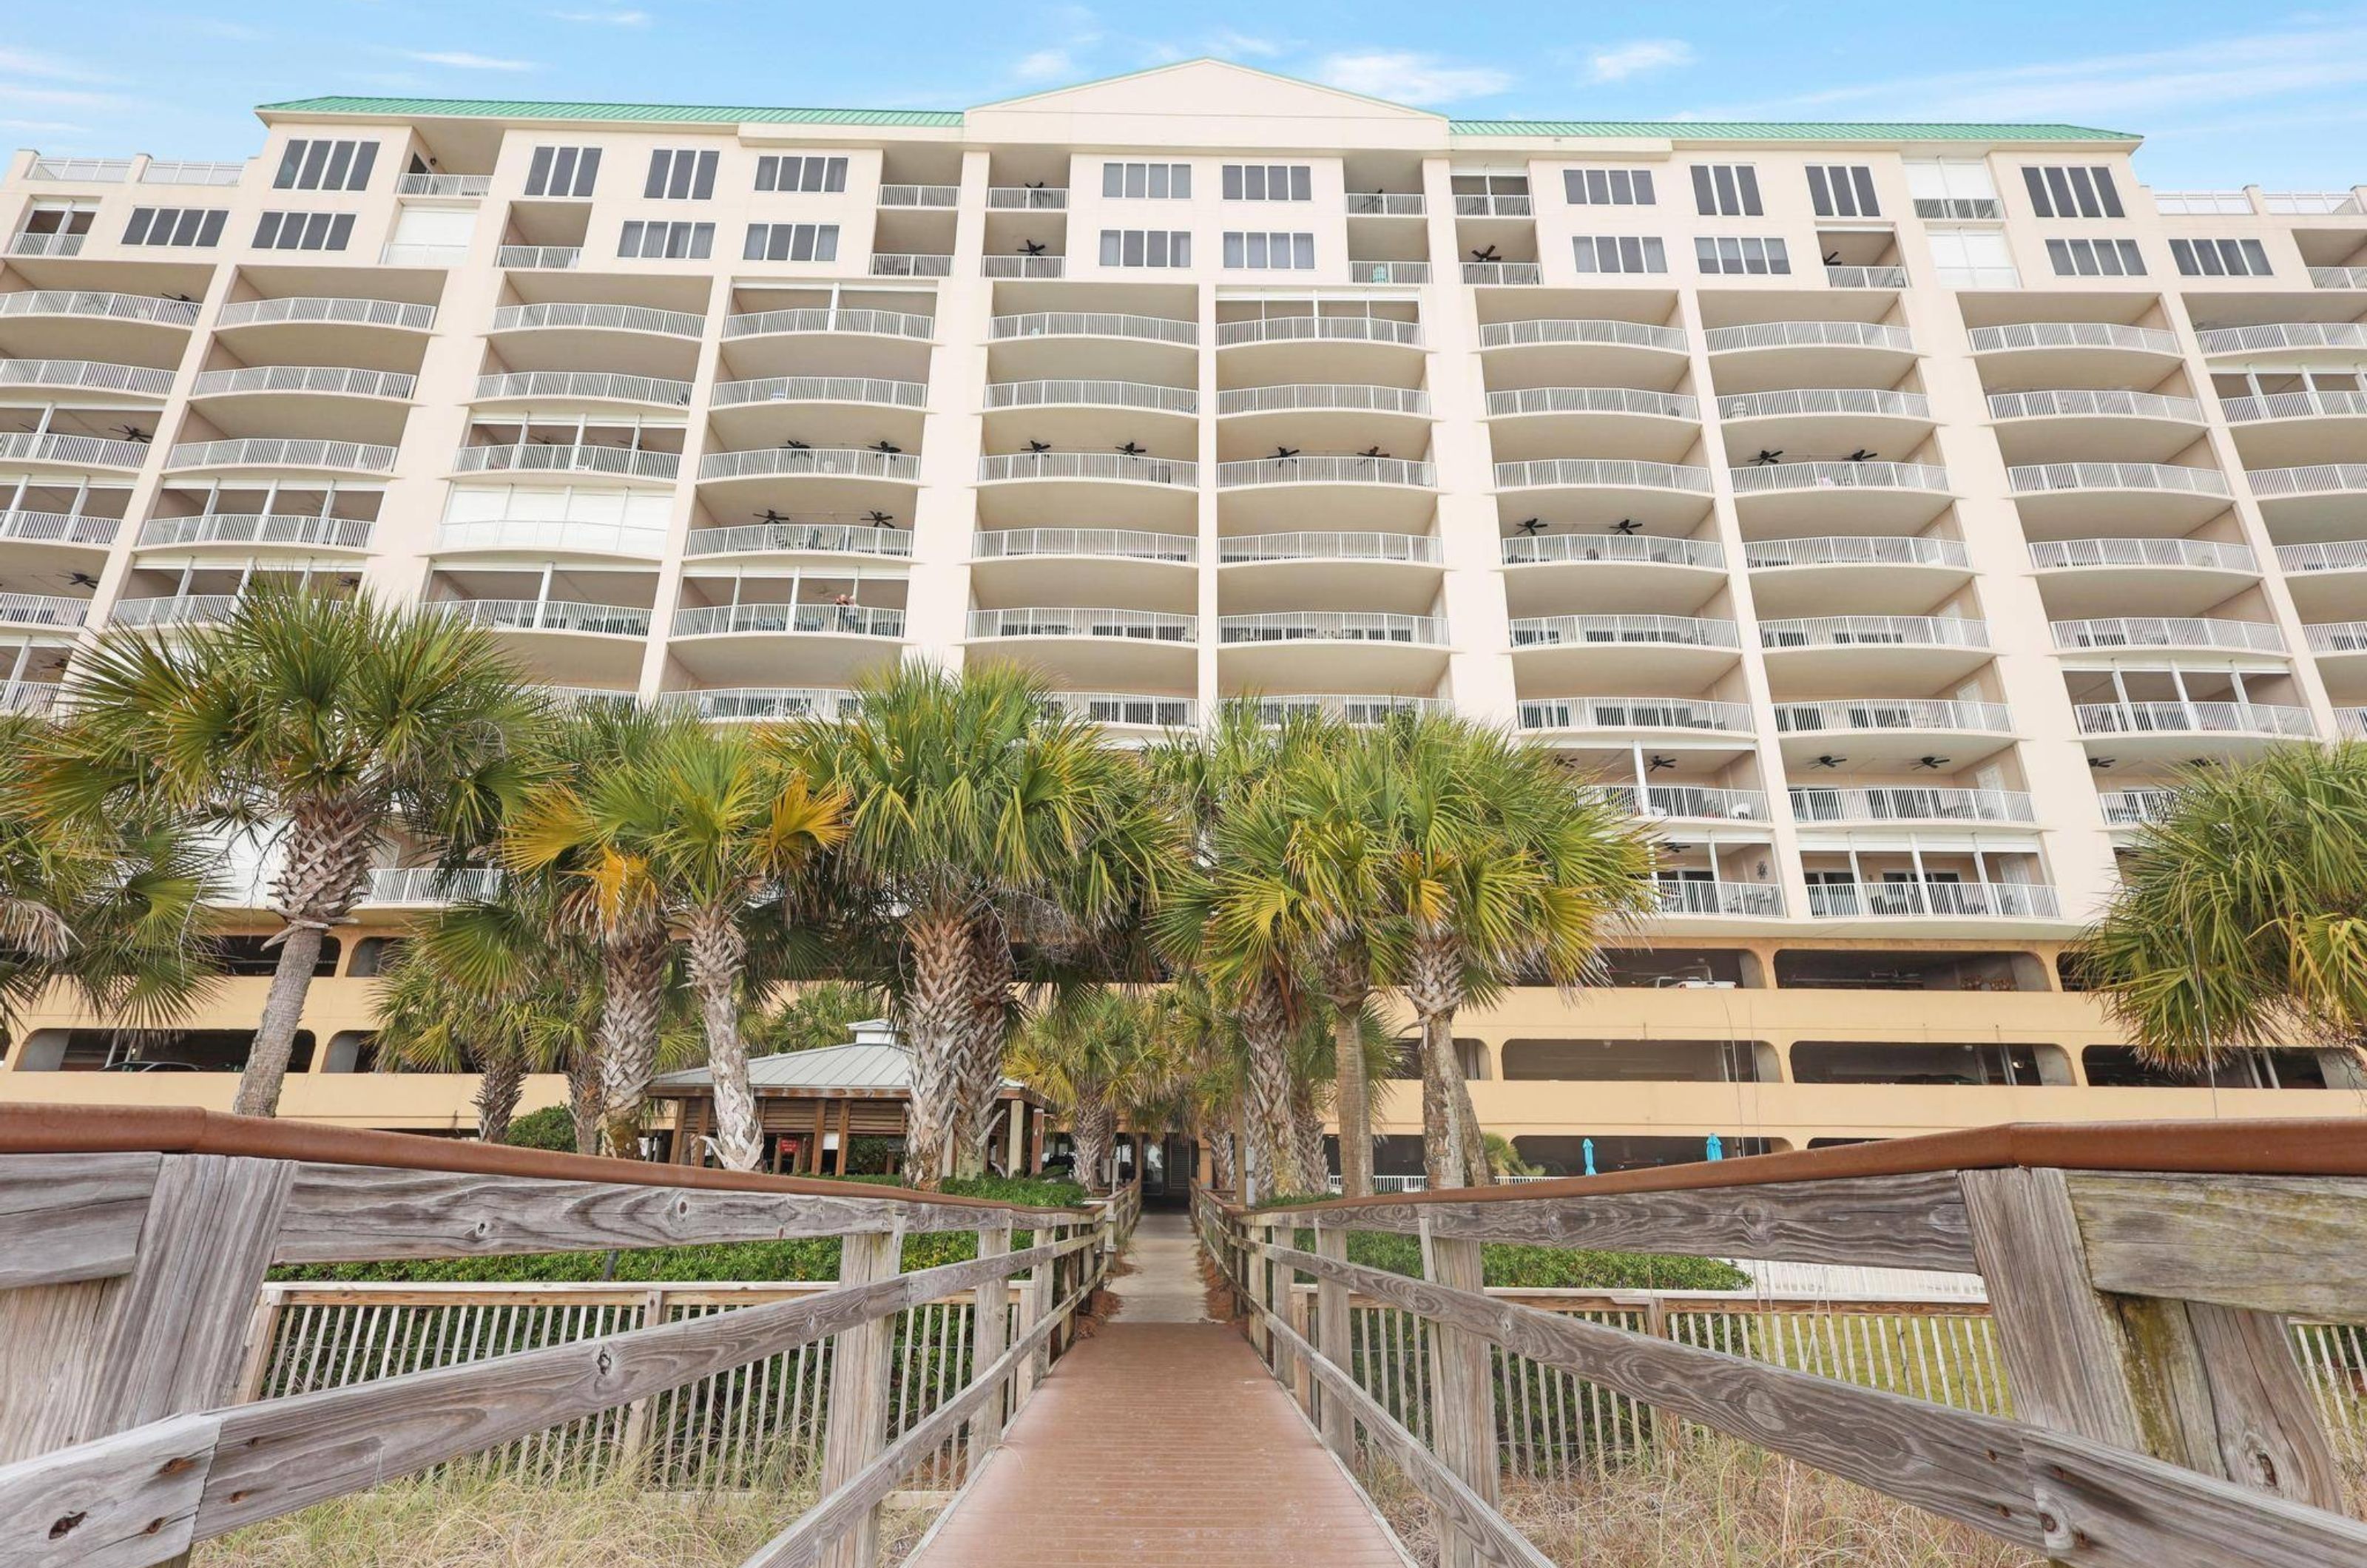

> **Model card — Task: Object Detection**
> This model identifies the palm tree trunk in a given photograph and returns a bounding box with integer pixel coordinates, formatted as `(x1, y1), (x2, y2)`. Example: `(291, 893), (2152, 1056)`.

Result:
(685, 908), (761, 1172)
(1073, 1086), (1116, 1197)
(1204, 1117), (1237, 1191)
(897, 904), (973, 1189)
(1322, 952), (1374, 1199)
(1407, 930), (1493, 1188)
(953, 918), (1013, 1178)
(1290, 1076), (1328, 1197)
(598, 920), (672, 1160)
(237, 798), (380, 1119)
(566, 1046), (603, 1155)
(473, 1052), (525, 1144)
(1235, 972), (1302, 1197)
(234, 920), (328, 1118)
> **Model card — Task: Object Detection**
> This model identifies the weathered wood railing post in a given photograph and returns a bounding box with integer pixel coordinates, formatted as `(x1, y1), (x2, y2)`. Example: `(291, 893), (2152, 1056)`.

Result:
(1419, 1212), (1499, 1568)
(615, 1285), (671, 1477)
(1960, 1165), (2346, 1552)
(1313, 1220), (1354, 1461)
(1013, 1220), (1055, 1406)
(818, 1224), (904, 1568)
(968, 1223), (1011, 1473)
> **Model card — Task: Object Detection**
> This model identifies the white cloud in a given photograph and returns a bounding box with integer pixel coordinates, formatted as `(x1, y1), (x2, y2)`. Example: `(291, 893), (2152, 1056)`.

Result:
(1011, 48), (1076, 83)
(1206, 30), (1285, 59)
(0, 48), (109, 82)
(1587, 39), (1694, 84)
(0, 85), (118, 109)
(404, 50), (538, 72)
(0, 118), (90, 135)
(1316, 51), (1512, 106)
(550, 7), (651, 24)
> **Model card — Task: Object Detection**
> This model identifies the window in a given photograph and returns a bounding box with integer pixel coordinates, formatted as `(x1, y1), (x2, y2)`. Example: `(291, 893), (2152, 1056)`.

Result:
(524, 146), (601, 198)
(1690, 163), (1763, 216)
(124, 208), (228, 248)
(1563, 168), (1655, 206)
(273, 138), (378, 192)
(1098, 229), (1190, 268)
(1573, 235), (1667, 274)
(1222, 163), (1311, 201)
(1222, 231), (1314, 269)
(1808, 164), (1880, 218)
(619, 220), (714, 259)
(2171, 237), (2273, 277)
(1102, 161), (1191, 199)
(1694, 235), (1790, 274)
(1905, 159), (2000, 220)
(1927, 229), (2018, 288)
(20, 203), (95, 237)
(2046, 237), (2145, 277)
(2021, 165), (2125, 219)
(743, 222), (841, 262)
(754, 155), (848, 193)
(644, 148), (719, 200)
(252, 211), (356, 251)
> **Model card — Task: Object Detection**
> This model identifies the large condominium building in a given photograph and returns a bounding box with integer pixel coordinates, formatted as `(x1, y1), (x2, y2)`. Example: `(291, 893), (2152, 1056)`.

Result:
(4, 60), (2364, 1170)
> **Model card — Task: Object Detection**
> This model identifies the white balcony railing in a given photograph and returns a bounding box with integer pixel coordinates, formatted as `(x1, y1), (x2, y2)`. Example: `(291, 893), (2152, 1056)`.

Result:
(140, 160), (247, 186)
(191, 365), (415, 400)
(138, 513), (373, 550)
(975, 528), (1195, 563)
(699, 447), (919, 483)
(1805, 881), (2061, 920)
(433, 518), (669, 558)
(1761, 615), (1990, 650)
(986, 186), (1069, 209)
(1047, 692), (1196, 728)
(1913, 197), (2004, 220)
(671, 603), (905, 638)
(107, 595), (239, 628)
(1789, 786), (2036, 824)
(363, 868), (505, 905)
(441, 599), (654, 637)
(1987, 390), (2205, 422)
(1518, 696), (1754, 732)
(1246, 695), (1449, 726)
(1216, 455), (1434, 488)
(684, 522), (914, 558)
(1729, 461), (1951, 495)
(2277, 540), (2367, 574)
(990, 311), (1196, 345)
(711, 375), (928, 409)
(2307, 621), (2367, 654)
(727, 307), (934, 341)
(1479, 318), (1688, 353)
(1772, 698), (2012, 734)
(396, 172), (490, 197)
(983, 379), (1196, 414)
(0, 510), (120, 546)
(877, 184), (959, 208)
(970, 608), (1196, 642)
(0, 290), (202, 328)
(976, 451), (1196, 485)
(2309, 268), (2367, 290)
(2051, 617), (2284, 653)
(1502, 533), (1724, 569)
(1217, 384), (1431, 417)
(1215, 316), (1422, 348)
(2343, 709), (2367, 740)
(490, 301), (703, 337)
(2074, 701), (2317, 739)
(1462, 263), (1544, 286)
(2220, 390), (2367, 423)
(868, 254), (953, 277)
(8, 233), (86, 257)
(382, 242), (470, 268)
(1599, 784), (1770, 822)
(0, 432), (152, 468)
(0, 359), (176, 396)
(457, 444), (679, 481)
(1966, 322), (2181, 356)
(0, 683), (61, 715)
(2098, 788), (2180, 825)
(1716, 388), (1929, 422)
(2246, 465), (2367, 499)
(496, 246), (582, 270)
(1220, 612), (1445, 646)
(1746, 535), (1969, 570)
(2150, 192), (2254, 214)
(2195, 322), (2367, 356)
(1511, 614), (1740, 649)
(0, 593), (91, 628)
(1495, 459), (1712, 493)
(2007, 462), (2229, 497)
(980, 256), (1067, 279)
(1218, 532), (1441, 564)
(1656, 880), (1783, 917)
(167, 437), (396, 472)
(2264, 192), (2364, 214)
(1485, 387), (1698, 420)
(2029, 538), (2256, 572)
(216, 296), (434, 331)
(473, 371), (693, 406)
(1453, 193), (1533, 216)
(1826, 266), (1908, 288)
(662, 687), (862, 723)
(1703, 321), (1916, 354)
(28, 158), (133, 182)
(1345, 192), (1427, 216)
(1350, 262), (1431, 284)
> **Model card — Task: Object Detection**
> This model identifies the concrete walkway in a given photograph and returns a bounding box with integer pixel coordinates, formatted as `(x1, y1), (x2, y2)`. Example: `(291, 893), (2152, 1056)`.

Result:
(907, 1211), (1407, 1567)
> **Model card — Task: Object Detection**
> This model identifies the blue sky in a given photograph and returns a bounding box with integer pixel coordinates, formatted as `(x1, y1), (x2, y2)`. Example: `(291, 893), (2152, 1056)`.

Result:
(7, 3), (2367, 188)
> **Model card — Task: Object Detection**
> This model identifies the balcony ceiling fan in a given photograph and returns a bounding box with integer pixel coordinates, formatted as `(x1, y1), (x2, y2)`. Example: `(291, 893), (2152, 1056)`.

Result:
(871, 439), (902, 454)
(1749, 449), (1783, 465)
(1911, 755), (1950, 770)
(753, 507), (789, 524)
(113, 424), (152, 443)
(1809, 754), (1846, 768)
(1025, 439), (1053, 453)
(1609, 518), (1642, 535)
(1019, 240), (1047, 256)
(1115, 441), (1147, 457)
(1270, 445), (1300, 459)
(2089, 756), (2116, 769)
(1846, 448), (1880, 462)
(1514, 517), (1545, 535)
(781, 437), (811, 449)
(1470, 243), (1501, 262)
(863, 510), (899, 527)
(1647, 754), (1676, 771)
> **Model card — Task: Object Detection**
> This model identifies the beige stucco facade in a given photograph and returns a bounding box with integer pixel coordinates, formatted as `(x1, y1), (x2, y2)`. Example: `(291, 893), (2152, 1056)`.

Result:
(4, 61), (2363, 1161)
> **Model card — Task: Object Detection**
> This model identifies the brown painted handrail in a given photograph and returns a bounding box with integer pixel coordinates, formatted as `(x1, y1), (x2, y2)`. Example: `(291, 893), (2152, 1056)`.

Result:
(1256, 1116), (2367, 1216)
(0, 1103), (1084, 1215)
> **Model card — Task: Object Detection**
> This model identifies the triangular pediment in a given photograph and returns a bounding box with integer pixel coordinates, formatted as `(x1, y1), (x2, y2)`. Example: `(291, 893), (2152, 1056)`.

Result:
(970, 60), (1447, 147)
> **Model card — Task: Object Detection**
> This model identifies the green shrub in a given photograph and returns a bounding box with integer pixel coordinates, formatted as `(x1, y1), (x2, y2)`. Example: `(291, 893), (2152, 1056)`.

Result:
(500, 1104), (575, 1152)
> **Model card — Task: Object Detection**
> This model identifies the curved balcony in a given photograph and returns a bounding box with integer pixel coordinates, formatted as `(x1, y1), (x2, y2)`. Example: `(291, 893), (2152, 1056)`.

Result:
(1, 510), (121, 548)
(968, 606), (1195, 685)
(1218, 533), (1442, 609)
(1803, 881), (2061, 923)
(1510, 613), (1738, 686)
(987, 311), (1195, 381)
(728, 307), (934, 342)
(138, 514), (373, 552)
(975, 527), (1195, 564)
(2007, 462), (2232, 531)
(442, 599), (654, 638)
(684, 521), (913, 561)
(661, 686), (860, 723)
(980, 378), (1196, 451)
(1502, 533), (1723, 570)
(1044, 692), (1196, 732)
(1763, 615), (1988, 649)
(473, 371), (694, 408)
(1484, 386), (1698, 463)
(1598, 785), (1770, 822)
(1499, 531), (1724, 616)
(2195, 322), (2367, 359)
(1485, 387), (1696, 422)
(490, 301), (704, 339)
(1728, 461), (1951, 532)
(701, 447), (919, 484)
(971, 527), (1196, 606)
(189, 365), (415, 401)
(1761, 615), (1991, 687)
(2030, 537), (2259, 617)
(984, 379), (1195, 415)
(1215, 315), (1423, 381)
(1218, 384), (1430, 418)
(1476, 318), (1688, 387)
(2219, 390), (2367, 425)
(1746, 535), (1968, 571)
(458, 443), (678, 481)
(0, 359), (177, 397)
(216, 297), (435, 332)
(1772, 698), (2013, 749)
(1744, 535), (1970, 615)
(167, 437), (396, 473)
(2075, 700), (2316, 748)
(976, 451), (1193, 487)
(1215, 455), (1433, 490)
(2343, 709), (2367, 740)
(2245, 466), (2367, 531)
(2306, 621), (2367, 658)
(1240, 694), (1448, 727)
(1218, 609), (1447, 687)
(1516, 695), (1754, 737)
(1206, 531), (1434, 567)
(2218, 389), (2367, 467)
(1706, 320), (1914, 355)
(991, 311), (1196, 345)
(1703, 321), (1917, 392)
(672, 602), (904, 639)
(712, 375), (928, 410)
(1789, 785), (2036, 825)
(0, 592), (91, 629)
(1712, 388), (1931, 454)
(971, 606), (1195, 643)
(1988, 389), (2204, 425)
(2098, 788), (2178, 827)
(1491, 459), (1712, 528)
(1965, 322), (2182, 389)
(1655, 880), (1784, 919)
(0, 683), (61, 716)
(1986, 388), (2208, 464)
(2030, 537), (2256, 572)
(2050, 616), (2284, 655)
(1216, 316), (1421, 349)
(433, 518), (669, 561)
(0, 290), (202, 328)
(0, 432), (151, 470)
(108, 595), (239, 628)
(2277, 540), (2367, 576)
(363, 868), (505, 907)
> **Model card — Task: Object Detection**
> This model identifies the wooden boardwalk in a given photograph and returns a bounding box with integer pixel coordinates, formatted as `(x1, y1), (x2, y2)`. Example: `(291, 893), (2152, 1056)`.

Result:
(908, 1212), (1406, 1567)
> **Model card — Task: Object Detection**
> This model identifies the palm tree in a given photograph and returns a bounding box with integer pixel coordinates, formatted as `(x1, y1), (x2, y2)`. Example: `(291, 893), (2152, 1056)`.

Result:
(787, 663), (1176, 1186)
(1374, 717), (1655, 1189)
(31, 589), (543, 1117)
(752, 980), (889, 1056)
(1145, 969), (1247, 1192)
(1007, 989), (1164, 1195)
(2076, 744), (2367, 1067)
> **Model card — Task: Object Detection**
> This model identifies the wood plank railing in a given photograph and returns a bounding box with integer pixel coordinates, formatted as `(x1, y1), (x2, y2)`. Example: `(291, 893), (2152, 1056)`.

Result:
(1197, 1119), (2367, 1568)
(0, 1105), (1126, 1568)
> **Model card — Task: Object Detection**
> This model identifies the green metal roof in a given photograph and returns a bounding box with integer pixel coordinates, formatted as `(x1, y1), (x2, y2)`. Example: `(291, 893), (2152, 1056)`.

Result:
(255, 95), (964, 127)
(1448, 119), (2139, 142)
